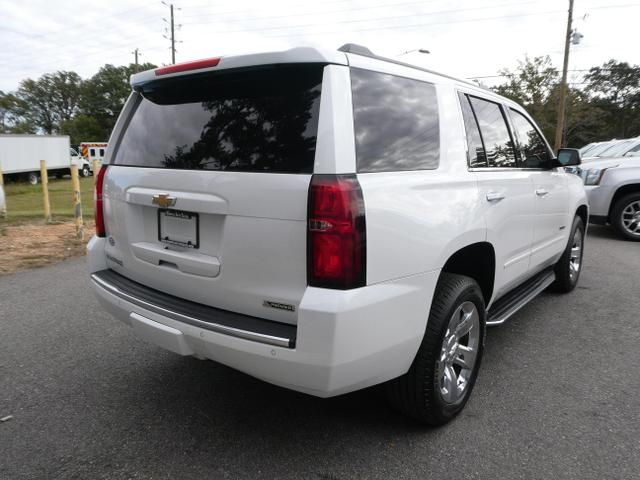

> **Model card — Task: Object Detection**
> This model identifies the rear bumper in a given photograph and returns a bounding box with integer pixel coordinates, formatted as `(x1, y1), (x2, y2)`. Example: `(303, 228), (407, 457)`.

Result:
(88, 237), (439, 397)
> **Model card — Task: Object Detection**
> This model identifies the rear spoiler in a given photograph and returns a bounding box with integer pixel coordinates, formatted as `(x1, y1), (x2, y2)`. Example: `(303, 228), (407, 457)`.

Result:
(130, 47), (348, 87)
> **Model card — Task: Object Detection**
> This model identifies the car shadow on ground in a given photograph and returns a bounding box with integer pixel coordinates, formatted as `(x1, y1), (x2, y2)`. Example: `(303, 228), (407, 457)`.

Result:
(586, 224), (619, 240)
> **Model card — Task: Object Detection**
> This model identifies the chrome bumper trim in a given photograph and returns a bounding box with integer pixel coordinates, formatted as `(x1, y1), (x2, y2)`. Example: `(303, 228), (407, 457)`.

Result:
(91, 273), (293, 348)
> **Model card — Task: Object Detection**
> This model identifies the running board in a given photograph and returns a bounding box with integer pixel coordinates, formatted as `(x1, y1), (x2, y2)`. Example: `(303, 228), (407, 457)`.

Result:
(486, 268), (556, 326)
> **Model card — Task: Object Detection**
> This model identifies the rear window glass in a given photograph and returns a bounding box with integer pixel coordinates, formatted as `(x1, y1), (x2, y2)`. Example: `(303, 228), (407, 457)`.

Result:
(350, 68), (439, 173)
(113, 64), (324, 173)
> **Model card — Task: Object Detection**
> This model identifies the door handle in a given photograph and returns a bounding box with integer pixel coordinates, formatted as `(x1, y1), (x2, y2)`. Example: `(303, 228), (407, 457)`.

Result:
(486, 191), (505, 202)
(535, 188), (549, 197)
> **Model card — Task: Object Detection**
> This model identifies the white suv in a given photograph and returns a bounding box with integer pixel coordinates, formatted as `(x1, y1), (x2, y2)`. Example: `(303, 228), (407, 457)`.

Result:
(88, 45), (588, 425)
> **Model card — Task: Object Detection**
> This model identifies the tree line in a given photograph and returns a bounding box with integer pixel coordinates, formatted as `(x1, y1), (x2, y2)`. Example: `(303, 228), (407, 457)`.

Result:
(0, 58), (638, 148)
(0, 63), (156, 144)
(492, 57), (640, 148)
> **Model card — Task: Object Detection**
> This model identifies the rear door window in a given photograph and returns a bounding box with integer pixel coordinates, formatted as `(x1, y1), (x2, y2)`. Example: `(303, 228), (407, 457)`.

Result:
(113, 64), (324, 173)
(458, 92), (487, 168)
(468, 96), (517, 168)
(350, 68), (439, 173)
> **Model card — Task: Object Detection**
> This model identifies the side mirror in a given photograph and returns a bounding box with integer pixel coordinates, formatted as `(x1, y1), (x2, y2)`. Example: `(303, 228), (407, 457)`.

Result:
(555, 148), (581, 167)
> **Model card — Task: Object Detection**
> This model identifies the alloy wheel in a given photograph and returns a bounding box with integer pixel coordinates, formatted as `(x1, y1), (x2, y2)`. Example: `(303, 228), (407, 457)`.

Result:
(436, 301), (481, 405)
(569, 227), (583, 282)
(621, 200), (640, 237)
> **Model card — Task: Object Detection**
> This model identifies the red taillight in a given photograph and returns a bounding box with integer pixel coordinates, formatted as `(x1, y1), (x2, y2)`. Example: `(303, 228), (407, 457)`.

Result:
(307, 175), (366, 289)
(94, 166), (107, 237)
(155, 58), (221, 76)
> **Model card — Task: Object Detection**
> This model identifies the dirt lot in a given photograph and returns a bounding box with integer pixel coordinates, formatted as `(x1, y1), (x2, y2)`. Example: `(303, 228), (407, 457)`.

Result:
(0, 221), (95, 275)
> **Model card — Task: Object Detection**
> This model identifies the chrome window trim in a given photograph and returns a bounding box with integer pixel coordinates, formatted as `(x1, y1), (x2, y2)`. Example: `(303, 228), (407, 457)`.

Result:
(468, 167), (552, 172)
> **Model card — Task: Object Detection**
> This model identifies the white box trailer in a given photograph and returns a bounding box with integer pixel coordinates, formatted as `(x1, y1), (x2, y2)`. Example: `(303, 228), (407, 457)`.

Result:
(0, 134), (87, 184)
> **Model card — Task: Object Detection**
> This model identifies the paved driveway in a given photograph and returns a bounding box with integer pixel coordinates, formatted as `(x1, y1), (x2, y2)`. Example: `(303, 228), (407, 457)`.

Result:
(1, 225), (638, 479)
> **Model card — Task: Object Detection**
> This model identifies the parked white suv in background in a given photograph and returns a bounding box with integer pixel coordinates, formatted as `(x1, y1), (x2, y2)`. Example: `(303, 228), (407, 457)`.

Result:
(88, 44), (588, 425)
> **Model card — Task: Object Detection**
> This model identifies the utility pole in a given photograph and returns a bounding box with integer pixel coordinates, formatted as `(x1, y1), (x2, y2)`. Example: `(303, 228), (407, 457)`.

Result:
(132, 48), (140, 72)
(170, 4), (175, 64)
(162, 2), (180, 64)
(554, 0), (574, 152)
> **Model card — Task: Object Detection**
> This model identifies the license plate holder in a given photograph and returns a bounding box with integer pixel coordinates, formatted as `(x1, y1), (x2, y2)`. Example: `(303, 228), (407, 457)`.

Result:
(158, 209), (199, 249)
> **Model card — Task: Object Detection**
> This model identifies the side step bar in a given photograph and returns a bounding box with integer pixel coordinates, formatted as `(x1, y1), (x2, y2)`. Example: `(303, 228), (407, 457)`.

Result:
(486, 267), (556, 326)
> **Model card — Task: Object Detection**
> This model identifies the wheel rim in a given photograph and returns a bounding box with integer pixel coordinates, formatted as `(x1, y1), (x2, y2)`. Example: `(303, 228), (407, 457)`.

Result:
(436, 301), (481, 405)
(569, 227), (583, 282)
(621, 200), (640, 237)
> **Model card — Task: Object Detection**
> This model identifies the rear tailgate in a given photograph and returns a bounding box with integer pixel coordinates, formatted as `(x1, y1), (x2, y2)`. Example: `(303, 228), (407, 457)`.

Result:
(102, 63), (326, 325)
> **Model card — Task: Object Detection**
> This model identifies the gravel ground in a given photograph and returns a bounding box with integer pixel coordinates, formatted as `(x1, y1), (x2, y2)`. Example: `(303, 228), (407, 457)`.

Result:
(1, 225), (638, 479)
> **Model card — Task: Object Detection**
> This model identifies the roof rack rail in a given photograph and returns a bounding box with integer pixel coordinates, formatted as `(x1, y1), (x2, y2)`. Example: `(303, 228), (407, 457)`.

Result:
(337, 42), (476, 87)
(337, 43), (374, 56)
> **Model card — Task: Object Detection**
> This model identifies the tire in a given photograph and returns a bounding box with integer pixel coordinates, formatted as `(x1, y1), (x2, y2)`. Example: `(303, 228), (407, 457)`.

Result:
(81, 166), (90, 177)
(550, 216), (585, 293)
(611, 193), (640, 242)
(27, 172), (39, 185)
(385, 273), (486, 426)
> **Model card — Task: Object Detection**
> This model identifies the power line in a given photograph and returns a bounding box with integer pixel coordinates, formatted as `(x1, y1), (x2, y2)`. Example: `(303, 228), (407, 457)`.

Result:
(2, 1), (159, 41)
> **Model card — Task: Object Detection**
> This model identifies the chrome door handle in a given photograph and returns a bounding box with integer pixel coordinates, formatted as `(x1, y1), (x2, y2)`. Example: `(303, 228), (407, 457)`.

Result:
(535, 188), (549, 197)
(486, 191), (505, 202)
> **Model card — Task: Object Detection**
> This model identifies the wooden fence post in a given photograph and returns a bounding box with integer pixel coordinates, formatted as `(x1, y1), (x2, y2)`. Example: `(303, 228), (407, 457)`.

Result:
(92, 159), (100, 184)
(40, 160), (51, 223)
(70, 163), (84, 240)
(0, 164), (6, 218)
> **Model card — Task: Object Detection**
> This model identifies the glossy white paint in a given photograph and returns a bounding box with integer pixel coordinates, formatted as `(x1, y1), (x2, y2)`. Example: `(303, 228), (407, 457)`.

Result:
(102, 166), (310, 325)
(89, 266), (439, 396)
(89, 46), (589, 398)
(473, 170), (535, 299)
(313, 65), (357, 175)
(529, 170), (570, 270)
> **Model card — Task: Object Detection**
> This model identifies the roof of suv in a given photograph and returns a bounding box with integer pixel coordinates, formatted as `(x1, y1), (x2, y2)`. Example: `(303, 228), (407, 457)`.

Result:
(130, 44), (478, 90)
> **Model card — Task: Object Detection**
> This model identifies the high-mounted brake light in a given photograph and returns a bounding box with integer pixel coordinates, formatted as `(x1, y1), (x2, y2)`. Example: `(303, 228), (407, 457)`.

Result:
(155, 58), (221, 76)
(94, 166), (108, 238)
(307, 175), (366, 290)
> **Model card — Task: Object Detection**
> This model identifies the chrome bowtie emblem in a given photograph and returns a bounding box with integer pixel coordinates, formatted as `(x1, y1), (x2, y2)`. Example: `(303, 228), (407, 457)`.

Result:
(152, 193), (177, 208)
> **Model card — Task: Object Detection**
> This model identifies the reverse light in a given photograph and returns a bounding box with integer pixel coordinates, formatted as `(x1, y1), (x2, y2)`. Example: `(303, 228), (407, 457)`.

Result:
(307, 175), (366, 289)
(155, 58), (221, 76)
(94, 166), (108, 237)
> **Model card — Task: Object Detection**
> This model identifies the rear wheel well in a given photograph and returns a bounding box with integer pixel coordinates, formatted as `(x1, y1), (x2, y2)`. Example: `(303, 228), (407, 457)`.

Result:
(608, 184), (640, 221)
(441, 242), (495, 306)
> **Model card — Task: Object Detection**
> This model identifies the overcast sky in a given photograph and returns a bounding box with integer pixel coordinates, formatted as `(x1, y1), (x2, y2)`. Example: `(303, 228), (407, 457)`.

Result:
(0, 0), (638, 92)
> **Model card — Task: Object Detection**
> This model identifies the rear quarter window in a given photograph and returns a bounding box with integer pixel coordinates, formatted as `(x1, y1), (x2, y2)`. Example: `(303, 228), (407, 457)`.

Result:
(112, 64), (324, 173)
(350, 68), (440, 173)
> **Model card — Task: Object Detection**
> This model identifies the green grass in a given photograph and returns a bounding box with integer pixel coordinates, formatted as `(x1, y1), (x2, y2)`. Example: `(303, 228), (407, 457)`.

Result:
(1, 176), (95, 225)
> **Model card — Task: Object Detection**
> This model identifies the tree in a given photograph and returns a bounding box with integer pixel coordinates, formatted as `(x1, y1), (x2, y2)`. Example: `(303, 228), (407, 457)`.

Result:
(13, 71), (82, 133)
(493, 56), (559, 142)
(79, 62), (156, 140)
(0, 90), (36, 133)
(59, 114), (104, 145)
(584, 60), (640, 139)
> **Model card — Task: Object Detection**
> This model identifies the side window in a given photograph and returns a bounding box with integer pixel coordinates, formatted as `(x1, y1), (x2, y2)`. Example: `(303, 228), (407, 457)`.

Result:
(468, 96), (517, 168)
(99, 148), (105, 157)
(90, 148), (96, 157)
(351, 68), (440, 173)
(457, 92), (487, 168)
(509, 109), (552, 168)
